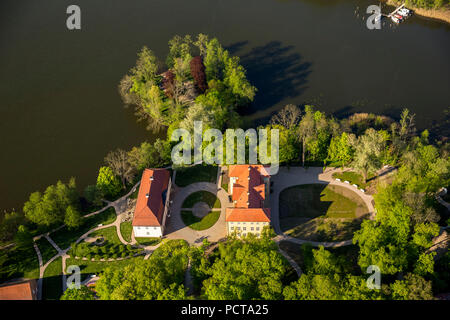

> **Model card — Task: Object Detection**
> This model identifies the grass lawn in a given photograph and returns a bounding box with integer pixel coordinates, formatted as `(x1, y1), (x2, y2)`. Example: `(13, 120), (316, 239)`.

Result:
(36, 237), (58, 264)
(221, 183), (228, 192)
(0, 245), (40, 282)
(286, 217), (365, 242)
(279, 184), (369, 242)
(332, 171), (367, 188)
(42, 257), (62, 300)
(181, 210), (220, 230)
(88, 226), (121, 244)
(120, 221), (133, 243)
(129, 187), (139, 199)
(65, 256), (144, 276)
(51, 207), (117, 250)
(135, 237), (161, 246)
(175, 165), (218, 187)
(182, 191), (221, 209)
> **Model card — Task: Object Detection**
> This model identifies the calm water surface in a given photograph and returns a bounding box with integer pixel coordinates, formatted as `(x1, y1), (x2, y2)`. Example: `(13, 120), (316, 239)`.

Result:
(0, 0), (449, 214)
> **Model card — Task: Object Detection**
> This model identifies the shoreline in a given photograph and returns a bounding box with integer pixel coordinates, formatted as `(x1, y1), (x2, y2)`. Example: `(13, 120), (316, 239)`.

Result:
(383, 0), (450, 24)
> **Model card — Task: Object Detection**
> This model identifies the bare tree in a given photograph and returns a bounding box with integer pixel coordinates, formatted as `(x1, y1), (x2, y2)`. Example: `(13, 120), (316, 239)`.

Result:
(270, 104), (301, 129)
(104, 149), (135, 188)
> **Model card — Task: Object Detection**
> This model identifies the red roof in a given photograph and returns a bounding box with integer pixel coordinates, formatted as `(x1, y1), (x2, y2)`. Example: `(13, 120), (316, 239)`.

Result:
(229, 165), (267, 208)
(226, 208), (271, 222)
(226, 165), (271, 222)
(0, 280), (37, 300)
(132, 169), (170, 227)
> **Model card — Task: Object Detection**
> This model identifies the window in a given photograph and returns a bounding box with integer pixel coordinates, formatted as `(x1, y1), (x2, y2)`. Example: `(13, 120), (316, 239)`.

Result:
(237, 227), (241, 231)
(243, 233), (247, 236)
(146, 232), (150, 235)
(251, 227), (254, 231)
(243, 227), (246, 231)
(256, 227), (260, 231)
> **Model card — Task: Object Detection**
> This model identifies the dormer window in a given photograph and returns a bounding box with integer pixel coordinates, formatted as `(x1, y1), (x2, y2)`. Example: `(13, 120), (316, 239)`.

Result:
(150, 176), (154, 181)
(145, 193), (149, 198)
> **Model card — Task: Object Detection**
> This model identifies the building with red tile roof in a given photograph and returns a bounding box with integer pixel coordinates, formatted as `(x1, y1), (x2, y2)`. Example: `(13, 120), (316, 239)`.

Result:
(226, 165), (271, 237)
(0, 279), (37, 300)
(132, 168), (172, 238)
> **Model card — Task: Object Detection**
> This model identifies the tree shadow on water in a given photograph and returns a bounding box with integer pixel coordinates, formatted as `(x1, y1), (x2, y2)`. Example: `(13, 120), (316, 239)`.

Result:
(224, 40), (249, 56)
(237, 41), (312, 117)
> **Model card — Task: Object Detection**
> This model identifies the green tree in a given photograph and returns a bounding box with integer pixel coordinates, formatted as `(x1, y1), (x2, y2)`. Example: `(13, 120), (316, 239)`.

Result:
(0, 211), (25, 242)
(64, 205), (82, 230)
(95, 240), (188, 300)
(166, 35), (193, 69)
(14, 225), (32, 248)
(60, 285), (96, 300)
(201, 237), (288, 300)
(390, 273), (434, 300)
(297, 105), (315, 166)
(83, 185), (104, 207)
(23, 178), (78, 227)
(327, 132), (355, 168)
(352, 128), (386, 183)
(96, 166), (121, 198)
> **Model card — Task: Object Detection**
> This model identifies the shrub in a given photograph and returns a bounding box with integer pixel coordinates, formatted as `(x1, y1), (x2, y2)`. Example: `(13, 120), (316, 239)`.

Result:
(94, 254), (100, 260)
(126, 244), (132, 251)
(121, 251), (127, 258)
(112, 254), (118, 259)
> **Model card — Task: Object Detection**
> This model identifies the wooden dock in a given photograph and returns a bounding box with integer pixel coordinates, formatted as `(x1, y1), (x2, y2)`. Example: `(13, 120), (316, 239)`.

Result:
(380, 3), (406, 17)
(388, 3), (406, 17)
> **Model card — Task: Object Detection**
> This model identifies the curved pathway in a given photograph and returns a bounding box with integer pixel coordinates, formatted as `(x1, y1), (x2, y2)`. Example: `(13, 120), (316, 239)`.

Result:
(165, 182), (231, 245)
(276, 245), (302, 277)
(33, 182), (142, 299)
(270, 167), (375, 248)
(436, 188), (450, 211)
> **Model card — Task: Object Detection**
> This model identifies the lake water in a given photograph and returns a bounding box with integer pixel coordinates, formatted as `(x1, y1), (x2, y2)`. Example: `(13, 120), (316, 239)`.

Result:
(0, 0), (449, 215)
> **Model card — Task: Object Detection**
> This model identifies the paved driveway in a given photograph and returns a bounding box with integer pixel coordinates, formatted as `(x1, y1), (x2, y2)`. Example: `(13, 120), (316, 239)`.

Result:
(165, 182), (232, 245)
